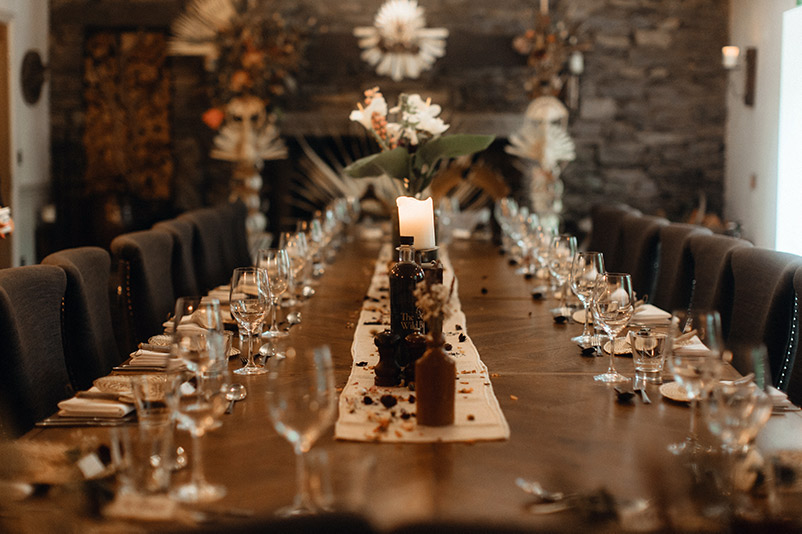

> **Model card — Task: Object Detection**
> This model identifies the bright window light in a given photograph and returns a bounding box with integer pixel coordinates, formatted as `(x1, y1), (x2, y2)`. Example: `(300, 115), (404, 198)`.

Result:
(776, 7), (802, 255)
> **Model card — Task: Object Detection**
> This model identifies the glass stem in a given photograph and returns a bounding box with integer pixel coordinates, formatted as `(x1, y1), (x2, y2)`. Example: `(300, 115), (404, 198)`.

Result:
(688, 398), (698, 442)
(190, 431), (207, 489)
(270, 297), (279, 332)
(558, 282), (567, 311)
(607, 335), (617, 373)
(293, 446), (312, 510)
(245, 331), (255, 367)
(581, 302), (591, 338)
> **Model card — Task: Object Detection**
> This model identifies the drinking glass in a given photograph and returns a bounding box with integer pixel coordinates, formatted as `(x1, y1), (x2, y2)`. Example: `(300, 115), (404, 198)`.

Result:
(230, 267), (270, 375)
(548, 234), (577, 316)
(257, 248), (291, 338)
(172, 297), (225, 378)
(591, 273), (634, 383)
(666, 309), (725, 455)
(171, 338), (229, 503)
(280, 231), (309, 305)
(569, 251), (605, 347)
(267, 346), (337, 516)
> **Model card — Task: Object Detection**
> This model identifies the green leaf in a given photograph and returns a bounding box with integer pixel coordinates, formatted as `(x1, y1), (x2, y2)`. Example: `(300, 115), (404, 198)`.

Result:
(343, 147), (412, 180)
(415, 134), (495, 171)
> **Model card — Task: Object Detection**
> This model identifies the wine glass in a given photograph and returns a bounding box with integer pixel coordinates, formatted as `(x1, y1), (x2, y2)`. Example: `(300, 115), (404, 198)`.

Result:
(230, 267), (270, 375)
(280, 231), (309, 305)
(172, 297), (225, 377)
(171, 337), (229, 503)
(570, 252), (605, 347)
(257, 248), (291, 338)
(591, 273), (634, 383)
(548, 234), (577, 316)
(267, 346), (337, 516)
(666, 309), (725, 456)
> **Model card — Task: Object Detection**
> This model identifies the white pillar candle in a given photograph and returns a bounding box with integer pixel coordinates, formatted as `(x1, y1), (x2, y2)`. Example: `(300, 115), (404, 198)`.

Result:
(396, 196), (436, 250)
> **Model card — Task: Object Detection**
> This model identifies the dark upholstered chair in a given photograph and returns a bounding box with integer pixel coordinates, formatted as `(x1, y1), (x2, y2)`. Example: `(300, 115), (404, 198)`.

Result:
(728, 248), (802, 386)
(42, 247), (121, 391)
(0, 265), (72, 437)
(179, 207), (230, 292)
(153, 218), (201, 298)
(651, 223), (713, 313)
(586, 203), (641, 273)
(785, 267), (802, 406)
(617, 213), (669, 301)
(688, 233), (753, 338)
(218, 199), (253, 269)
(110, 229), (175, 354)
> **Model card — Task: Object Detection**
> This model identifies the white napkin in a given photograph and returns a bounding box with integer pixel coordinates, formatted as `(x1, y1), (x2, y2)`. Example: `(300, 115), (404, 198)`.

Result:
(128, 349), (170, 367)
(672, 335), (710, 354)
(57, 397), (134, 418)
(206, 289), (230, 304)
(632, 304), (671, 324)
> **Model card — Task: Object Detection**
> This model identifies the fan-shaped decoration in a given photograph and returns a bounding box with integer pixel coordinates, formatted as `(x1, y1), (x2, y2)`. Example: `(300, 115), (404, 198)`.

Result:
(354, 0), (448, 82)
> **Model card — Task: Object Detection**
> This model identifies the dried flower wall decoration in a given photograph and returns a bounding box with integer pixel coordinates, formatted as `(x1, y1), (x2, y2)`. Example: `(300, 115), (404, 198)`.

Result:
(354, 0), (448, 82)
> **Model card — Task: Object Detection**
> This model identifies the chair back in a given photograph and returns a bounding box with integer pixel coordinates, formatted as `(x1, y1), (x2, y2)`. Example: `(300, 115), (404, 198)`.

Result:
(688, 233), (752, 337)
(110, 229), (175, 353)
(587, 203), (640, 273)
(0, 265), (72, 437)
(651, 223), (712, 313)
(153, 218), (201, 298)
(42, 247), (121, 390)
(617, 213), (669, 301)
(218, 199), (253, 269)
(179, 207), (230, 292)
(728, 247), (802, 385)
(785, 267), (802, 406)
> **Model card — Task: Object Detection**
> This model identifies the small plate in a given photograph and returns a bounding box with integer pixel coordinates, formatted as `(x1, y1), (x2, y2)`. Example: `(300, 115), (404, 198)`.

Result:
(148, 334), (173, 347)
(94, 374), (164, 397)
(602, 337), (631, 355)
(659, 382), (690, 403)
(572, 309), (587, 324)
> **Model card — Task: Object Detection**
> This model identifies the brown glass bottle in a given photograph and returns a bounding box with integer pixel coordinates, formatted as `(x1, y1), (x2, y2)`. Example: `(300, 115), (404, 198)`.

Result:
(390, 236), (424, 342)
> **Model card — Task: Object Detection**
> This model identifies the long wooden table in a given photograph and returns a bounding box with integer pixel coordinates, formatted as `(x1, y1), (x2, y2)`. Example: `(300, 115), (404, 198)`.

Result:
(16, 232), (802, 532)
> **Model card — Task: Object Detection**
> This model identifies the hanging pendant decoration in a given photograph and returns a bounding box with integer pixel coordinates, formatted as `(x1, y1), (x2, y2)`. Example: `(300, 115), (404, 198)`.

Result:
(354, 0), (448, 82)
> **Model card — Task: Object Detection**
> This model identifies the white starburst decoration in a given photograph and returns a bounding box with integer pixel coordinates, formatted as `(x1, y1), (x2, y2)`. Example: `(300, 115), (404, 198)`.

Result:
(354, 0), (448, 82)
(168, 0), (237, 70)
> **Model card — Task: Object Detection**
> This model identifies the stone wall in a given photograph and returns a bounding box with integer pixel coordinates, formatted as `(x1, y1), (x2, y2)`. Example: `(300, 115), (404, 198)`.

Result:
(48, 0), (729, 243)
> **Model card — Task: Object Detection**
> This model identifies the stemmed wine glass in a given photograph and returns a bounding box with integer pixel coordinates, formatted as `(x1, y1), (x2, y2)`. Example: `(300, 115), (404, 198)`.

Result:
(172, 297), (225, 378)
(666, 309), (725, 456)
(230, 267), (270, 375)
(267, 346), (337, 516)
(280, 231), (309, 305)
(258, 248), (291, 338)
(570, 252), (605, 347)
(591, 273), (634, 383)
(171, 354), (230, 503)
(548, 234), (577, 316)
(703, 344), (773, 502)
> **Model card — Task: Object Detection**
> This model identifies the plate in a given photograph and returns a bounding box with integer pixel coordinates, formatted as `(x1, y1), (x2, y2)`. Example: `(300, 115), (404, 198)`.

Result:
(602, 337), (631, 355)
(94, 374), (164, 398)
(659, 382), (690, 403)
(148, 334), (173, 347)
(572, 309), (588, 324)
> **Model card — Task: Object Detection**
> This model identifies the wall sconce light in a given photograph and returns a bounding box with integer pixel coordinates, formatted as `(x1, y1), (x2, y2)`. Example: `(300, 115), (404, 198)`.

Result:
(721, 45), (757, 107)
(721, 45), (740, 69)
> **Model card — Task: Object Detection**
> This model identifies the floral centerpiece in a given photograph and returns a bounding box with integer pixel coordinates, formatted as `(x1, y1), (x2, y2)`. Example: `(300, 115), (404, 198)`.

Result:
(344, 87), (494, 198)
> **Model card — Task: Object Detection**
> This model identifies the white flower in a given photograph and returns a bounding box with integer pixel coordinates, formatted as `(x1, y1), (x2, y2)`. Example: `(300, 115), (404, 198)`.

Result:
(353, 0), (448, 82)
(349, 92), (388, 132)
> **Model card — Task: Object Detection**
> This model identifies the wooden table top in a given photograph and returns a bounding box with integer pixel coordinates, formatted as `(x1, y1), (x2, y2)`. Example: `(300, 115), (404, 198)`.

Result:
(15, 232), (802, 532)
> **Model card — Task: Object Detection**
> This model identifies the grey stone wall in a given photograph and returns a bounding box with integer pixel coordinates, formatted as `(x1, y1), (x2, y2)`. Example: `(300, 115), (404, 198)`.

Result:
(49, 0), (728, 238)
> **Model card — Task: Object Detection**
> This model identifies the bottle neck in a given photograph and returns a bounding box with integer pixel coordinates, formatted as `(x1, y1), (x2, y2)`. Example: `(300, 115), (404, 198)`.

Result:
(398, 244), (416, 263)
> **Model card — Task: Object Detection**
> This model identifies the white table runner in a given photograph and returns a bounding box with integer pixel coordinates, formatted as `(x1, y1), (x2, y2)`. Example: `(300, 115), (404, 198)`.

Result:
(335, 244), (510, 443)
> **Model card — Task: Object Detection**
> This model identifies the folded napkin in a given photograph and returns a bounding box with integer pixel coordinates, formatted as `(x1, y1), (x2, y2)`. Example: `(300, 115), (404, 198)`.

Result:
(768, 386), (799, 410)
(632, 304), (671, 324)
(57, 397), (134, 418)
(672, 335), (710, 354)
(205, 289), (229, 304)
(128, 349), (170, 368)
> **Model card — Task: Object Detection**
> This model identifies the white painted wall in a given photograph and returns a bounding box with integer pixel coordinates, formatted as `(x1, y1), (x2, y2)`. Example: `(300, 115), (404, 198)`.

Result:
(726, 0), (796, 247)
(0, 0), (50, 266)
(776, 7), (802, 255)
